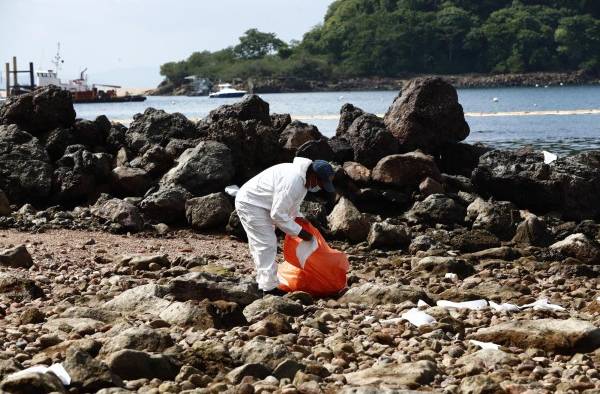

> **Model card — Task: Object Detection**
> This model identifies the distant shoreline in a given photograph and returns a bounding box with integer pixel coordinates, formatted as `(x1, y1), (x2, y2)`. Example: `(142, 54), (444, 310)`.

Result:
(149, 70), (600, 96)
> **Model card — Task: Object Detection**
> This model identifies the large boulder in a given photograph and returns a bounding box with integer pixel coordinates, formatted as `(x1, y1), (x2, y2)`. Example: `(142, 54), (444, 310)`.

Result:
(139, 185), (192, 224)
(437, 142), (491, 177)
(0, 371), (66, 394)
(372, 152), (442, 189)
(367, 221), (411, 249)
(327, 197), (370, 243)
(279, 121), (322, 157)
(207, 94), (271, 124)
(185, 192), (234, 230)
(472, 149), (600, 221)
(469, 319), (600, 353)
(91, 197), (144, 232)
(126, 108), (199, 153)
(296, 138), (334, 162)
(0, 124), (53, 204)
(0, 272), (44, 302)
(512, 215), (553, 247)
(406, 194), (466, 225)
(383, 77), (469, 152)
(160, 141), (234, 196)
(550, 233), (600, 264)
(343, 114), (399, 168)
(0, 245), (33, 269)
(110, 166), (152, 197)
(0, 85), (76, 134)
(467, 199), (520, 240)
(336, 103), (365, 136)
(106, 349), (180, 381)
(132, 145), (173, 177)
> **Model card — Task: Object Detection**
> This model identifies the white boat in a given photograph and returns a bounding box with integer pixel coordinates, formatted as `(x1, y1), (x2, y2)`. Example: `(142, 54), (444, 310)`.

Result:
(209, 83), (247, 98)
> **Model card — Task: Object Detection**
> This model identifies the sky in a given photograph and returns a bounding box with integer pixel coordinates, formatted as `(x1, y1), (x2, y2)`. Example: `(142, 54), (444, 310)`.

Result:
(0, 0), (333, 88)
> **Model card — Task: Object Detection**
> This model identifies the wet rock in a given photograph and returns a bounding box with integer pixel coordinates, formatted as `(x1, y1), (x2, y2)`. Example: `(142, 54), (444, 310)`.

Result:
(227, 363), (271, 384)
(0, 371), (66, 394)
(470, 319), (600, 353)
(208, 94), (271, 125)
(367, 221), (411, 249)
(64, 347), (122, 392)
(127, 108), (199, 152)
(0, 245), (33, 268)
(344, 114), (399, 168)
(343, 162), (371, 185)
(328, 198), (370, 243)
(336, 103), (365, 136)
(339, 283), (431, 306)
(0, 272), (44, 302)
(106, 349), (180, 381)
(110, 167), (152, 198)
(243, 295), (303, 322)
(406, 194), (466, 225)
(512, 215), (553, 247)
(160, 141), (234, 196)
(472, 149), (600, 221)
(467, 199), (520, 240)
(384, 77), (469, 152)
(139, 185), (192, 224)
(0, 124), (53, 204)
(185, 192), (234, 230)
(372, 152), (442, 189)
(91, 198), (144, 232)
(411, 256), (474, 278)
(279, 121), (322, 157)
(550, 233), (600, 264)
(344, 360), (437, 388)
(296, 138), (334, 161)
(0, 85), (76, 134)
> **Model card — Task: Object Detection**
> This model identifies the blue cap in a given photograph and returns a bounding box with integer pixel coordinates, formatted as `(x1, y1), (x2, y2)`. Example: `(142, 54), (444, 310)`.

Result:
(312, 160), (336, 193)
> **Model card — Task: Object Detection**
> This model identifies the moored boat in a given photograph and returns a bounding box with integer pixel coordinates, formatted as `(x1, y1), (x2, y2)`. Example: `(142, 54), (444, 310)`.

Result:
(209, 83), (247, 98)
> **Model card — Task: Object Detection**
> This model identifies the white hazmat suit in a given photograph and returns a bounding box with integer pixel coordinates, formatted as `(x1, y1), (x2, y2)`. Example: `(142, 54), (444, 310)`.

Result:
(235, 157), (312, 291)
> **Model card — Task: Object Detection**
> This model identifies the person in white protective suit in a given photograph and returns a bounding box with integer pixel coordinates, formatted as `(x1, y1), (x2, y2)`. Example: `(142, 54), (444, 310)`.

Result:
(235, 157), (336, 295)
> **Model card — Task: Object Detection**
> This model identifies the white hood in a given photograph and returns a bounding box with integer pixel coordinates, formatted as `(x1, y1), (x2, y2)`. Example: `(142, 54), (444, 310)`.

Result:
(292, 157), (313, 181)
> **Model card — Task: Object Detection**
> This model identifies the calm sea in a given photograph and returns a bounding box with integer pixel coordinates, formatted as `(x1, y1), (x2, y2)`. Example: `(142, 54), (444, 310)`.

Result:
(74, 85), (600, 155)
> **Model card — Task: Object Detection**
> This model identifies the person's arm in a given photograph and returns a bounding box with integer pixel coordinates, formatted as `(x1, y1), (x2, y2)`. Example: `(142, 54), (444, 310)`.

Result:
(270, 184), (304, 236)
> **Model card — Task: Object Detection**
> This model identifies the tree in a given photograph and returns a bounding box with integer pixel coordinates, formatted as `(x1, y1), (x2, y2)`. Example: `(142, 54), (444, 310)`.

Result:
(234, 29), (286, 59)
(436, 3), (477, 69)
(555, 15), (600, 70)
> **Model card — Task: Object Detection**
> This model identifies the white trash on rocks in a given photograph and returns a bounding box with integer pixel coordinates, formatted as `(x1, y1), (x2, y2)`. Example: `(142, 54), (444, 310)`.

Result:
(444, 273), (458, 281)
(401, 308), (436, 327)
(469, 340), (500, 350)
(7, 363), (71, 386)
(417, 299), (431, 308)
(437, 299), (488, 310)
(224, 185), (240, 197)
(542, 150), (558, 164)
(489, 300), (521, 313)
(521, 298), (566, 312)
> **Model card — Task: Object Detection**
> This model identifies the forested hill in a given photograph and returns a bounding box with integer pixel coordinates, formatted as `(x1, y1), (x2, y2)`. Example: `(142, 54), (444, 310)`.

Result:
(159, 0), (600, 87)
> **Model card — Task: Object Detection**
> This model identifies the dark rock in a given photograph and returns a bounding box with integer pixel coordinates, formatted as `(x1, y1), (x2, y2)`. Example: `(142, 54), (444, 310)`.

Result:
(42, 127), (77, 161)
(384, 77), (469, 152)
(512, 215), (553, 247)
(73, 119), (107, 149)
(166, 272), (260, 306)
(0, 272), (44, 302)
(127, 108), (199, 153)
(139, 185), (192, 224)
(0, 245), (33, 269)
(343, 162), (371, 185)
(411, 256), (474, 278)
(437, 142), (491, 177)
(344, 114), (399, 168)
(106, 349), (180, 381)
(328, 136), (354, 164)
(0, 124), (53, 204)
(91, 197), (144, 232)
(185, 192), (234, 230)
(300, 200), (329, 232)
(449, 229), (501, 253)
(279, 121), (322, 157)
(208, 94), (271, 125)
(0, 189), (10, 216)
(406, 194), (466, 225)
(296, 138), (334, 161)
(165, 138), (200, 160)
(419, 177), (444, 196)
(135, 145), (173, 177)
(226, 210), (247, 240)
(0, 371), (66, 394)
(336, 103), (365, 136)
(352, 188), (411, 216)
(0, 85), (76, 134)
(467, 199), (520, 240)
(367, 221), (411, 249)
(271, 113), (292, 132)
(105, 124), (128, 154)
(110, 167), (152, 197)
(372, 152), (442, 189)
(160, 141), (234, 196)
(472, 149), (600, 221)
(550, 233), (600, 264)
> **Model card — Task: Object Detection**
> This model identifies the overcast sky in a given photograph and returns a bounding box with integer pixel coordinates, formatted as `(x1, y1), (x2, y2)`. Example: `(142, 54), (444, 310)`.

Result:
(0, 0), (333, 88)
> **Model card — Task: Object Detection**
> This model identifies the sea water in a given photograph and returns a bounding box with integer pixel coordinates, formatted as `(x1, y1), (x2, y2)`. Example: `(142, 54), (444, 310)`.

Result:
(73, 85), (600, 154)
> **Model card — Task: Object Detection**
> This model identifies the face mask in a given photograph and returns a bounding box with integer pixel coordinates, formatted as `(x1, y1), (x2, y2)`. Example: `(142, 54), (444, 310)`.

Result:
(309, 185), (321, 193)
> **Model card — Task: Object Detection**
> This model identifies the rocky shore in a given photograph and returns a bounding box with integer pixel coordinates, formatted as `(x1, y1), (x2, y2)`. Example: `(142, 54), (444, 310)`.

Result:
(0, 79), (599, 393)
(150, 70), (600, 95)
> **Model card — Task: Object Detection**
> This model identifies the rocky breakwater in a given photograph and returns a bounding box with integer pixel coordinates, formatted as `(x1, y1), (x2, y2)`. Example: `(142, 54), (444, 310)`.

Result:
(0, 79), (599, 393)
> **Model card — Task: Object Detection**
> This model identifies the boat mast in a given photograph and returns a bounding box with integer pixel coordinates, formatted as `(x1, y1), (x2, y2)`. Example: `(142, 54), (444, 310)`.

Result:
(51, 42), (64, 74)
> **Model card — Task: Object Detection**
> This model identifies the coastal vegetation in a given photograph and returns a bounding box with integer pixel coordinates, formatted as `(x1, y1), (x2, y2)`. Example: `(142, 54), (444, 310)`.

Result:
(159, 0), (600, 86)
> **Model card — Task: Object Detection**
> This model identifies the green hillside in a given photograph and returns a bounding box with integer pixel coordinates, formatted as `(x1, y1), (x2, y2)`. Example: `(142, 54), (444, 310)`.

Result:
(160, 0), (600, 85)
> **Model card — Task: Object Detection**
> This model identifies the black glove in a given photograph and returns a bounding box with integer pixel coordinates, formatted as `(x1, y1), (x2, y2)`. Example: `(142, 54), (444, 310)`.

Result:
(298, 229), (313, 241)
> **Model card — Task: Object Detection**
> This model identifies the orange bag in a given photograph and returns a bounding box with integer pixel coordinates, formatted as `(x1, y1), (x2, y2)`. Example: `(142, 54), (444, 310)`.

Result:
(278, 219), (349, 297)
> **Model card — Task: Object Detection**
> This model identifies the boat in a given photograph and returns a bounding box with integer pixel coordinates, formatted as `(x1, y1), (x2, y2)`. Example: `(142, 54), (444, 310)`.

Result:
(209, 83), (247, 98)
(34, 44), (146, 104)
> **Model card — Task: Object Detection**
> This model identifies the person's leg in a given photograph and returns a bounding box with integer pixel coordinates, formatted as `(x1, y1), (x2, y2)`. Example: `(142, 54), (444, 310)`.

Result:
(235, 201), (279, 291)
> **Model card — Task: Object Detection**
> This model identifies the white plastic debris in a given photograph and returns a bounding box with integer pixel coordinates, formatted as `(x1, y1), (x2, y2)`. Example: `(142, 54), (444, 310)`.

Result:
(469, 340), (500, 350)
(542, 151), (558, 164)
(417, 299), (430, 308)
(7, 363), (71, 386)
(401, 308), (436, 327)
(224, 185), (240, 197)
(521, 298), (565, 312)
(444, 273), (458, 281)
(296, 236), (318, 269)
(489, 301), (521, 313)
(437, 299), (488, 310)
(379, 317), (404, 325)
